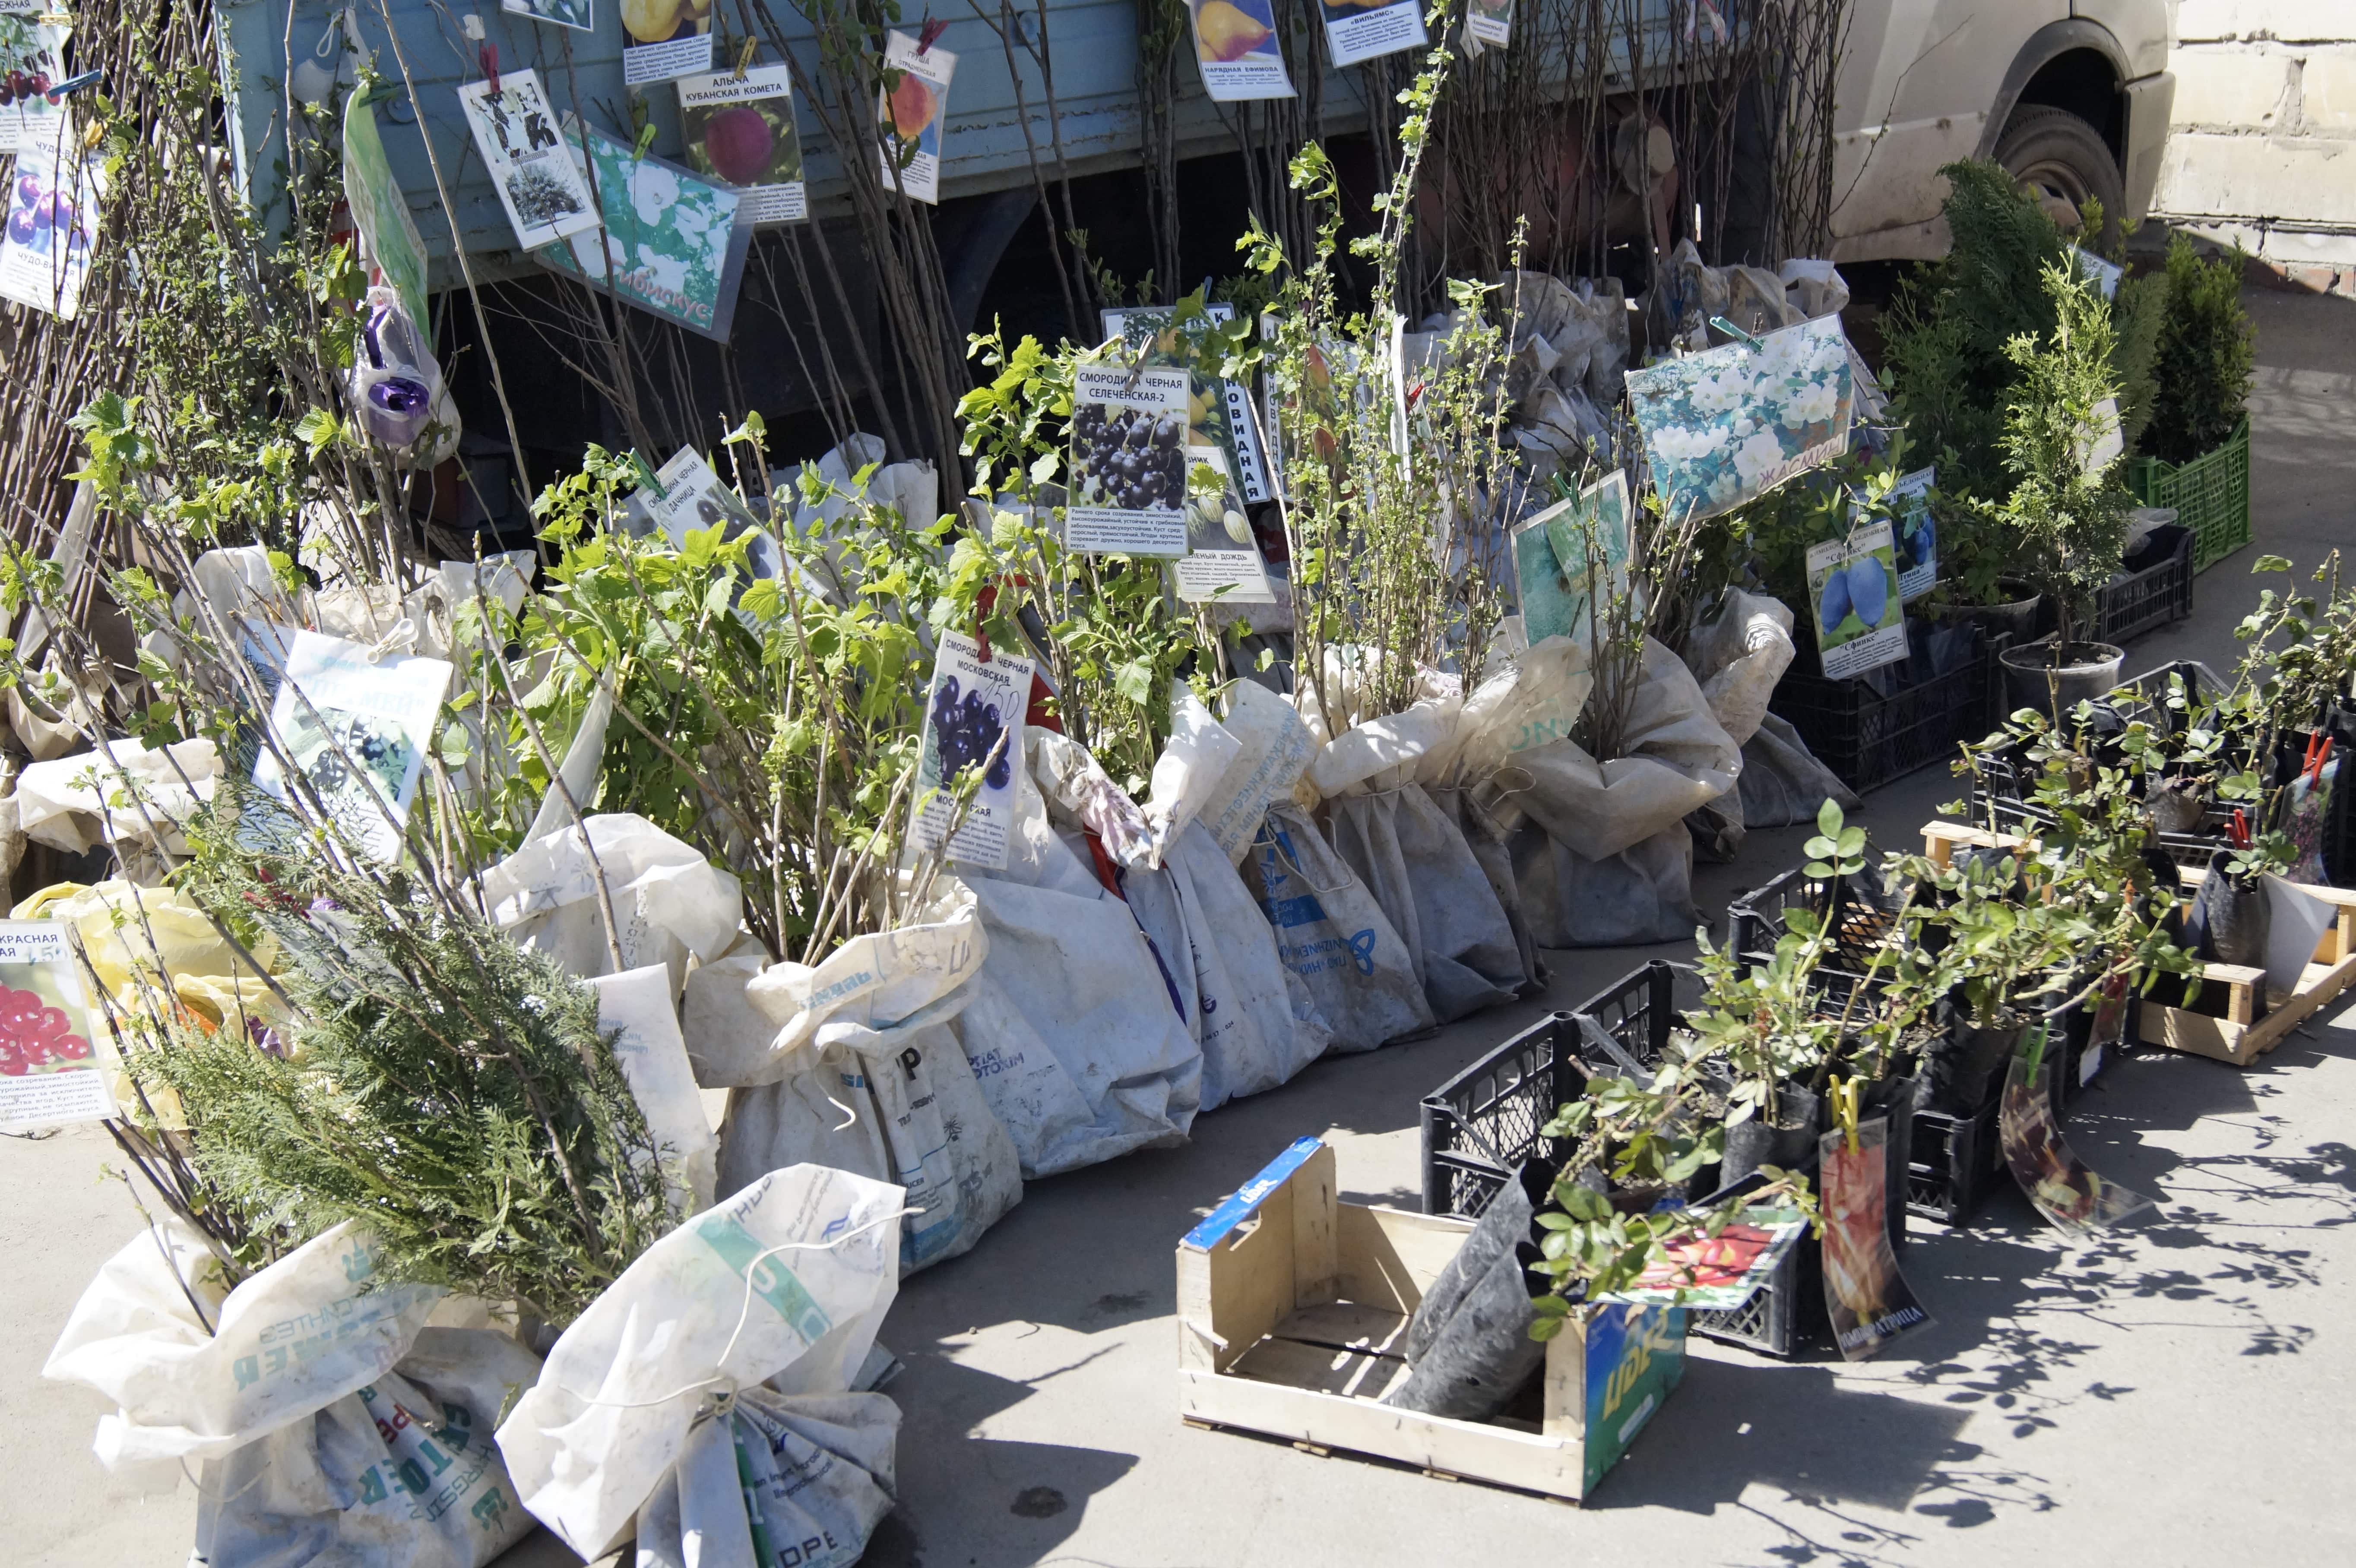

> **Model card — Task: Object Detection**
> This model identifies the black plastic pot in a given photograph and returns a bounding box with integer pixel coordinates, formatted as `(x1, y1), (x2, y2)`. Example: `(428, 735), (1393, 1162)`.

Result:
(1389, 1164), (1545, 1420)
(2148, 771), (2211, 835)
(1918, 1015), (2027, 1116)
(2192, 849), (2271, 967)
(2000, 639), (2126, 715)
(1722, 1084), (1823, 1183)
(1931, 580), (2046, 643)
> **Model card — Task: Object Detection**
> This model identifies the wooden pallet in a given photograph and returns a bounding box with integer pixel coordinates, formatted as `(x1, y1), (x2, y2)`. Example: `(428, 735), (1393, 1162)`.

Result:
(1175, 1137), (1684, 1503)
(1921, 820), (2356, 1067)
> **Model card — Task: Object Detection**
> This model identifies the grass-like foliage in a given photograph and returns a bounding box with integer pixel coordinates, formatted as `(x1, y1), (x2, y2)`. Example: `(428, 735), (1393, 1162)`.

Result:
(135, 839), (676, 1323)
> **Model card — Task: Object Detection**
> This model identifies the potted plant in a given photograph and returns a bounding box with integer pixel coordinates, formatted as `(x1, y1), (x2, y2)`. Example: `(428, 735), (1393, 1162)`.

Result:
(2139, 232), (2256, 470)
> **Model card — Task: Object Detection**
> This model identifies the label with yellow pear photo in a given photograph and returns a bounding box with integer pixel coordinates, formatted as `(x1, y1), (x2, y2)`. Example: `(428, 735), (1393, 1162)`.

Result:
(1188, 0), (1293, 102)
(621, 0), (713, 86)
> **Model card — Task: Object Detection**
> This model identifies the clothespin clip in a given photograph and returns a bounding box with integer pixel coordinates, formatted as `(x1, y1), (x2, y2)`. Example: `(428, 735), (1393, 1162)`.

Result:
(627, 450), (665, 499)
(1709, 315), (1763, 350)
(1832, 1075), (1861, 1154)
(42, 68), (99, 105)
(1546, 472), (1574, 503)
(2228, 806), (2252, 849)
(2303, 731), (2332, 787)
(733, 36), (759, 80)
(478, 43), (500, 96)
(916, 16), (949, 54)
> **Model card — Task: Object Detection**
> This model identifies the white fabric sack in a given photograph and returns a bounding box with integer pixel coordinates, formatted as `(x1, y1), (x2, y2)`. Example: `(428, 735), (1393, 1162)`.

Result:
(1325, 784), (1525, 1020)
(1239, 800), (1432, 1053)
(1427, 783), (1542, 994)
(44, 1220), (442, 1473)
(1737, 712), (1860, 829)
(589, 964), (721, 1215)
(1121, 822), (1326, 1113)
(633, 1388), (899, 1568)
(481, 813), (742, 993)
(947, 756), (1204, 1177)
(497, 1164), (904, 1562)
(191, 1328), (543, 1568)
(715, 895), (1022, 1275)
(16, 737), (220, 855)
(679, 931), (778, 1087)
(1683, 588), (1798, 749)
(1512, 821), (1705, 947)
(1195, 679), (1317, 865)
(1137, 684), (1244, 868)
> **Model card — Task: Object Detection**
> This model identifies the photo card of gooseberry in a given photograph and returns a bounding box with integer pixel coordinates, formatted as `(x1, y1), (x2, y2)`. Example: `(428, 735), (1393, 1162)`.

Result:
(1805, 519), (1907, 680)
(1066, 363), (1192, 556)
(877, 30), (955, 205)
(0, 920), (116, 1134)
(911, 630), (1032, 871)
(1172, 443), (1275, 604)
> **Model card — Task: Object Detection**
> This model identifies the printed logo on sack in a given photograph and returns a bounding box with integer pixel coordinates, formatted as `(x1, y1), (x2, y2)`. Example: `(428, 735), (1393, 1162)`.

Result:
(1346, 929), (1377, 975)
(699, 1211), (836, 1347)
(1255, 829), (1328, 929)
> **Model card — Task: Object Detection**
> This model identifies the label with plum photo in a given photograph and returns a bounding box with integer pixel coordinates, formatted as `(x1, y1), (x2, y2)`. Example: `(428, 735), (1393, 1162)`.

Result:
(911, 630), (1032, 871)
(1886, 465), (1936, 602)
(0, 919), (116, 1134)
(1066, 363), (1191, 555)
(0, 128), (99, 320)
(1806, 520), (1906, 680)
(877, 31), (954, 205)
(678, 64), (806, 224)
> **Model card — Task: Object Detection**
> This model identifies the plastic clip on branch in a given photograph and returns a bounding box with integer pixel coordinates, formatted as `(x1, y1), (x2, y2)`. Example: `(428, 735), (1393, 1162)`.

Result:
(916, 16), (950, 53)
(1709, 315), (1764, 351)
(734, 36), (759, 79)
(43, 68), (99, 104)
(1832, 1075), (1861, 1154)
(479, 43), (500, 97)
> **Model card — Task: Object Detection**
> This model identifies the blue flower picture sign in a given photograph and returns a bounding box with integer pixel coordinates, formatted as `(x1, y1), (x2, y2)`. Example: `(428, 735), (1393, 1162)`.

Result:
(1626, 315), (1855, 524)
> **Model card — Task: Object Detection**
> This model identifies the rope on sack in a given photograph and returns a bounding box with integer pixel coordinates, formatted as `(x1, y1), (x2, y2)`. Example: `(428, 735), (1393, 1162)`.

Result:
(1249, 821), (1354, 898)
(545, 1204), (918, 1423)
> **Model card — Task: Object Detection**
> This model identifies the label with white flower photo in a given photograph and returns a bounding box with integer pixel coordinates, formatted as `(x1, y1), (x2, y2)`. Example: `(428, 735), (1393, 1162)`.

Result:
(1806, 520), (1906, 681)
(252, 630), (455, 862)
(0, 920), (114, 1134)
(1173, 443), (1275, 604)
(1188, 0), (1294, 101)
(877, 31), (954, 205)
(1319, 0), (1427, 68)
(1626, 313), (1854, 524)
(1067, 363), (1191, 555)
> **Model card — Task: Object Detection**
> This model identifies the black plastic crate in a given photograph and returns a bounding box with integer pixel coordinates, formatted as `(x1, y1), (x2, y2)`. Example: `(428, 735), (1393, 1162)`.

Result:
(1907, 1091), (2004, 1227)
(1570, 958), (1699, 1070)
(1771, 623), (2001, 795)
(2094, 523), (2195, 645)
(1419, 1012), (1592, 1220)
(1727, 865), (1909, 981)
(1691, 1221), (1826, 1357)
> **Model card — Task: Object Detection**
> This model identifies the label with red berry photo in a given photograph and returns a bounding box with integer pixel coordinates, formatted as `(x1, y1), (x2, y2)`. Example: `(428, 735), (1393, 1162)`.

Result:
(0, 920), (115, 1134)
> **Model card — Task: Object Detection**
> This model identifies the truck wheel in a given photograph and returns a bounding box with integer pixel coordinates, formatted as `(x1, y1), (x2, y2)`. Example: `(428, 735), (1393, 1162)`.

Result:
(1994, 105), (2124, 244)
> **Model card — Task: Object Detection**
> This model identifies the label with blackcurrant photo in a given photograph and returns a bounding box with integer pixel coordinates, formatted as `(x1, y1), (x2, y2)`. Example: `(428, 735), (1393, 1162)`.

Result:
(1067, 363), (1191, 556)
(252, 631), (456, 863)
(911, 630), (1032, 871)
(1173, 443), (1275, 605)
(1099, 303), (1272, 504)
(0, 919), (115, 1135)
(636, 445), (827, 605)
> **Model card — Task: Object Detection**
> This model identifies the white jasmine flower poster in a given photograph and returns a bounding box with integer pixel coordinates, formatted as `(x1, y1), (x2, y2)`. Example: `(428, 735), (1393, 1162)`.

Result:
(1626, 315), (1854, 524)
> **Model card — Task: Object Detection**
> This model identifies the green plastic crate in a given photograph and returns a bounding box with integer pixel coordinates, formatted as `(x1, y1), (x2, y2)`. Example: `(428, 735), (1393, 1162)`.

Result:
(2126, 419), (2252, 573)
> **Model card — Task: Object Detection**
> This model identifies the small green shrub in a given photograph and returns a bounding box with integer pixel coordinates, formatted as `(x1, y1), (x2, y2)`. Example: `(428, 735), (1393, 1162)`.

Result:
(2141, 233), (2255, 465)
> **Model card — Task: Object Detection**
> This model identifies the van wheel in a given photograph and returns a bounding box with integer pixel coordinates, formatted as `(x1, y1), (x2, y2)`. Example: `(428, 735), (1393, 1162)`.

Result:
(1994, 106), (2123, 245)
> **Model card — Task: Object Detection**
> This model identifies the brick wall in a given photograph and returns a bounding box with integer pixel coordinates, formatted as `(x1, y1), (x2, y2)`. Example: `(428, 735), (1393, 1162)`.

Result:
(2155, 0), (2356, 289)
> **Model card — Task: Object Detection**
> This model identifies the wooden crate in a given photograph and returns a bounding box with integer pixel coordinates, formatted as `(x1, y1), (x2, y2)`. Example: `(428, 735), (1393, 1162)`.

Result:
(1922, 820), (2356, 1068)
(1176, 1136), (1685, 1503)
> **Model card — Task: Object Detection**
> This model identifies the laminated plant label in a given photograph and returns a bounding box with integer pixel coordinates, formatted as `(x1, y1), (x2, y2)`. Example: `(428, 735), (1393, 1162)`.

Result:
(343, 89), (430, 328)
(641, 446), (787, 579)
(503, 0), (594, 31)
(0, 127), (98, 320)
(1318, 0), (1427, 69)
(2075, 246), (2122, 300)
(0, 920), (115, 1134)
(678, 64), (806, 225)
(1261, 322), (1387, 502)
(1512, 468), (1631, 651)
(1885, 465), (1936, 602)
(1601, 1205), (1806, 1311)
(1818, 1119), (1933, 1360)
(1102, 303), (1273, 503)
(2000, 1021), (2155, 1240)
(621, 0), (712, 85)
(1578, 1304), (1684, 1496)
(1806, 520), (1906, 681)
(0, 13), (66, 155)
(1626, 313), (1853, 523)
(877, 31), (954, 205)
(1463, 0), (1512, 49)
(252, 630), (455, 863)
(1067, 363), (1191, 555)
(912, 630), (1032, 870)
(541, 127), (751, 341)
(1188, 0), (1294, 102)
(2077, 395), (2124, 477)
(456, 70), (599, 251)
(1172, 442), (1276, 604)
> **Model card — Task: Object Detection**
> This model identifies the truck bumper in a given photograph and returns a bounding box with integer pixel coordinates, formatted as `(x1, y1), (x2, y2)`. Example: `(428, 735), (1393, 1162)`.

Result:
(2123, 70), (2176, 222)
